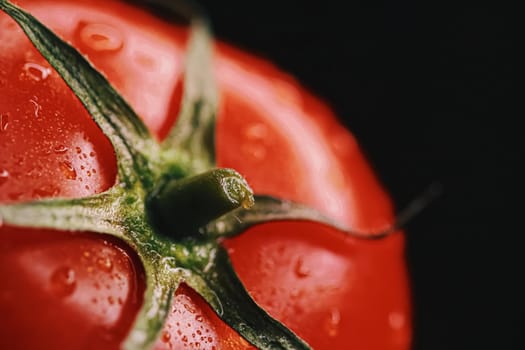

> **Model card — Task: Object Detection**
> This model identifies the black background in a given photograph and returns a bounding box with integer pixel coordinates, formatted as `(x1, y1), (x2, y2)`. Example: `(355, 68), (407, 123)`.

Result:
(197, 1), (517, 349)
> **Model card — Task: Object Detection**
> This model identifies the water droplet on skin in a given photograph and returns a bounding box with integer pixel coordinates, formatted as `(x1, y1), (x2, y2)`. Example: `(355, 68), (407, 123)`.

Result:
(50, 267), (76, 297)
(0, 169), (9, 187)
(241, 143), (267, 160)
(161, 331), (171, 343)
(245, 123), (269, 139)
(22, 62), (51, 81)
(183, 302), (196, 314)
(241, 123), (269, 161)
(32, 187), (60, 198)
(0, 113), (9, 132)
(53, 145), (68, 154)
(29, 97), (41, 118)
(388, 312), (405, 330)
(294, 257), (310, 278)
(325, 308), (341, 337)
(59, 161), (77, 180)
(78, 22), (124, 52)
(97, 257), (113, 272)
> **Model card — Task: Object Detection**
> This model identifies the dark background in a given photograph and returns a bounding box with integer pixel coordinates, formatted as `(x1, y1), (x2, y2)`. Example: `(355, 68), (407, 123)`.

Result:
(197, 1), (517, 349)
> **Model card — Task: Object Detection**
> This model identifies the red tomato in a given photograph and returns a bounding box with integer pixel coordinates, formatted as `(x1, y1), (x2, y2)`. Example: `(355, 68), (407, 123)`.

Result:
(0, 0), (411, 349)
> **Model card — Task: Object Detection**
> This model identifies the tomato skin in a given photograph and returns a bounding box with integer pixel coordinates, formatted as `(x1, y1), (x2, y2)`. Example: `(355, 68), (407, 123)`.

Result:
(0, 1), (411, 349)
(0, 227), (145, 350)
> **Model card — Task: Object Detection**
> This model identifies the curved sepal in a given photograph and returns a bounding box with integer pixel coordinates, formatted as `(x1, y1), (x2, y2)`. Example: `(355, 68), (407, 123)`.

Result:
(184, 244), (312, 350)
(203, 185), (444, 239)
(0, 188), (127, 237)
(160, 11), (218, 174)
(200, 195), (359, 238)
(123, 261), (178, 350)
(0, 0), (159, 187)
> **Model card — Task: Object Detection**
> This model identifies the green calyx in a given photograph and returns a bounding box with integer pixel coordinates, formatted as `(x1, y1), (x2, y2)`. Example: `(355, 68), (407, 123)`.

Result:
(0, 0), (410, 349)
(149, 168), (255, 238)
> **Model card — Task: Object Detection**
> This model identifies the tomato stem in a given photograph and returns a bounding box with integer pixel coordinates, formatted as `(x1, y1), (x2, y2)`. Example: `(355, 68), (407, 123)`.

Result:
(148, 168), (254, 238)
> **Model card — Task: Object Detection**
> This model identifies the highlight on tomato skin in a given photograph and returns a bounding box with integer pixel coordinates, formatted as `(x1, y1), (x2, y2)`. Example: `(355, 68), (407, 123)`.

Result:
(0, 0), (412, 349)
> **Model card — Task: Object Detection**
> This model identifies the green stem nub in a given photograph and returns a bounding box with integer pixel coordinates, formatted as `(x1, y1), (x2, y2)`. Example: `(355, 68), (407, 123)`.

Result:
(149, 168), (254, 238)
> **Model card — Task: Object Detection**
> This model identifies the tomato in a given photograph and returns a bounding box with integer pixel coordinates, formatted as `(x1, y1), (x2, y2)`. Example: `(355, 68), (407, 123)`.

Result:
(0, 0), (411, 349)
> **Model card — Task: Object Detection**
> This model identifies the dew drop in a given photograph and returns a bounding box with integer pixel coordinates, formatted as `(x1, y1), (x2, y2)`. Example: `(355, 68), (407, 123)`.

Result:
(388, 312), (405, 330)
(0, 168), (9, 187)
(241, 143), (267, 160)
(325, 308), (341, 337)
(0, 113), (9, 132)
(50, 267), (76, 297)
(22, 62), (51, 81)
(29, 97), (41, 118)
(161, 331), (171, 343)
(294, 257), (310, 278)
(183, 302), (196, 314)
(32, 187), (60, 198)
(79, 22), (124, 52)
(241, 123), (269, 161)
(53, 145), (68, 154)
(59, 161), (77, 180)
(245, 123), (269, 139)
(97, 257), (113, 272)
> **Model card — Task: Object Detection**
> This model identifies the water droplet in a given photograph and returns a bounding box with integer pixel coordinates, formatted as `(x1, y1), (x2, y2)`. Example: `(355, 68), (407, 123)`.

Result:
(242, 123), (269, 161)
(195, 315), (204, 322)
(50, 267), (76, 297)
(22, 62), (51, 81)
(79, 22), (123, 52)
(32, 187), (60, 198)
(53, 145), (68, 154)
(59, 161), (77, 180)
(0, 169), (9, 187)
(241, 143), (267, 160)
(97, 257), (113, 272)
(161, 331), (171, 343)
(388, 312), (405, 330)
(325, 308), (341, 337)
(29, 97), (41, 118)
(294, 257), (310, 278)
(183, 302), (196, 314)
(0, 113), (9, 132)
(245, 123), (269, 139)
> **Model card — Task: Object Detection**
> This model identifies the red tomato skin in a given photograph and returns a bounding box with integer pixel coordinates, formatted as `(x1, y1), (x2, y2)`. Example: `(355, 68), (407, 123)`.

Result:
(0, 1), (411, 349)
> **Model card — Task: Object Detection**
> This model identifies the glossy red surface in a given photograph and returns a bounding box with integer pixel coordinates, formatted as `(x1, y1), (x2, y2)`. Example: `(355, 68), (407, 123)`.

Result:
(0, 1), (411, 349)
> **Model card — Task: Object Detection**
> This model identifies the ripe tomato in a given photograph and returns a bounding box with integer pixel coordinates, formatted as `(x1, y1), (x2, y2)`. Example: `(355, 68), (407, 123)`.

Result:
(0, 0), (411, 349)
